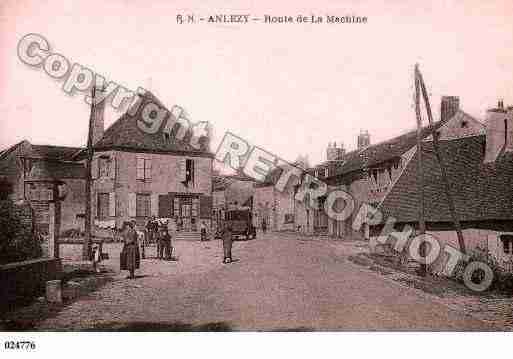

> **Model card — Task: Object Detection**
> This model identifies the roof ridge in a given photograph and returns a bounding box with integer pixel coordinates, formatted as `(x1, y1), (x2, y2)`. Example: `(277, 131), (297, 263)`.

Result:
(0, 140), (29, 161)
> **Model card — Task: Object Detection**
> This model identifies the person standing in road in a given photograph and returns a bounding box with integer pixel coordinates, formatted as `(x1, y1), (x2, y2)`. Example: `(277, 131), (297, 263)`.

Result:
(158, 226), (173, 260)
(156, 225), (165, 260)
(146, 216), (157, 243)
(222, 225), (233, 264)
(261, 218), (267, 233)
(120, 221), (140, 279)
(146, 216), (158, 256)
(200, 221), (208, 241)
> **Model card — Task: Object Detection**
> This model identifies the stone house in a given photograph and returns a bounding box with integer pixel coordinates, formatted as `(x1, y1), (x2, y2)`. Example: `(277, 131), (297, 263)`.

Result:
(0, 141), (85, 236)
(0, 90), (214, 240)
(253, 160), (308, 232)
(293, 96), (485, 239)
(374, 100), (513, 272)
(212, 173), (256, 232)
(75, 90), (214, 237)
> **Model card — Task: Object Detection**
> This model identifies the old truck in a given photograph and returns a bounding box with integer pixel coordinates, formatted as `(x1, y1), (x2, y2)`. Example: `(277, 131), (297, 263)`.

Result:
(220, 205), (257, 241)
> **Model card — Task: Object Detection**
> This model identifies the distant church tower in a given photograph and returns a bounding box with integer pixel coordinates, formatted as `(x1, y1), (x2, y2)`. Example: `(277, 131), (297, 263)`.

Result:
(357, 130), (371, 150)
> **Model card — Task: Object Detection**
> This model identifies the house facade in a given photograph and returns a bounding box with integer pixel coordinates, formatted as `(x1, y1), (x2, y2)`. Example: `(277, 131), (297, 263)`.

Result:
(0, 89), (214, 240)
(84, 91), (214, 236)
(0, 141), (85, 236)
(293, 96), (485, 239)
(212, 173), (256, 233)
(374, 101), (513, 272)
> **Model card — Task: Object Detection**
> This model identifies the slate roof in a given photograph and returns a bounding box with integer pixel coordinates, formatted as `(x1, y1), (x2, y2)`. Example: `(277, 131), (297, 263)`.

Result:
(378, 134), (513, 224)
(91, 91), (212, 157)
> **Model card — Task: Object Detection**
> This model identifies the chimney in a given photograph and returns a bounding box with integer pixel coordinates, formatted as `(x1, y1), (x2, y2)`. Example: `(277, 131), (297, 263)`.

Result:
(91, 84), (106, 145)
(327, 141), (345, 161)
(440, 96), (460, 123)
(484, 99), (508, 163)
(357, 130), (370, 150)
(506, 106), (513, 151)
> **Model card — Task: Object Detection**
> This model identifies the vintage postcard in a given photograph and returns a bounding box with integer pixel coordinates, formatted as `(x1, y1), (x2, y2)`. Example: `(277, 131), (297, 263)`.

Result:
(0, 0), (512, 357)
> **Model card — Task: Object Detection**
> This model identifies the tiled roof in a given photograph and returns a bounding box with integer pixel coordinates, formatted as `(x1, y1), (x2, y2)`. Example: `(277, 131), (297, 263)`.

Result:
(92, 91), (212, 157)
(213, 173), (257, 191)
(327, 111), (479, 179)
(213, 175), (236, 191)
(30, 145), (83, 161)
(378, 135), (513, 224)
(0, 140), (83, 162)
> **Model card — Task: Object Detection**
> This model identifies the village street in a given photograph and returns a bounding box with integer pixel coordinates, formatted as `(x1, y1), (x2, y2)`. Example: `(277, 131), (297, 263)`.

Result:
(26, 233), (498, 331)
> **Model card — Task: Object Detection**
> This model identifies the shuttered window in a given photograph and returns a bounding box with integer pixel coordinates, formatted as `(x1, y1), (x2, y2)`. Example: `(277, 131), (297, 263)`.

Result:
(173, 197), (180, 217)
(136, 193), (151, 217)
(99, 157), (110, 178)
(136, 157), (145, 179)
(136, 157), (152, 180)
(97, 193), (110, 219)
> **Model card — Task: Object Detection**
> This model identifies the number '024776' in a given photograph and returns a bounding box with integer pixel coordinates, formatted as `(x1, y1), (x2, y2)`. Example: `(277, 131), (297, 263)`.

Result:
(4, 341), (36, 350)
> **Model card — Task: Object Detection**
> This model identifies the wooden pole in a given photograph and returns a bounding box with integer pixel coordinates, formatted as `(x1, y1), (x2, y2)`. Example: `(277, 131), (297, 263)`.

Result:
(414, 64), (427, 276)
(82, 82), (96, 260)
(416, 67), (467, 255)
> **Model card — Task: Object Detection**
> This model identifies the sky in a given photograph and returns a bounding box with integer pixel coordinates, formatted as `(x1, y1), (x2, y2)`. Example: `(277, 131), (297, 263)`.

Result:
(1, 0), (512, 165)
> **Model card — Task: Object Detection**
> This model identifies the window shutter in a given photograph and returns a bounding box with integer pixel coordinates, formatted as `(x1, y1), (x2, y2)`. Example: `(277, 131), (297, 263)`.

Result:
(158, 194), (172, 218)
(151, 193), (158, 217)
(199, 195), (212, 219)
(91, 191), (97, 218)
(109, 155), (116, 179)
(136, 156), (145, 180)
(172, 196), (179, 217)
(128, 193), (136, 217)
(191, 159), (195, 186)
(109, 192), (116, 217)
(145, 158), (152, 179)
(91, 158), (99, 179)
(179, 158), (186, 181)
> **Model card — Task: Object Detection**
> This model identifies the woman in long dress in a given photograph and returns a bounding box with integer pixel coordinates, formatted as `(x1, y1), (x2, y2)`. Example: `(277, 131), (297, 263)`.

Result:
(120, 221), (140, 279)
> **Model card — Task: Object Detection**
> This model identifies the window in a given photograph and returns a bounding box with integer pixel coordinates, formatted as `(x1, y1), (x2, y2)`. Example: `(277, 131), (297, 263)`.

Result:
(136, 193), (151, 217)
(192, 198), (199, 217)
(500, 235), (513, 254)
(185, 158), (195, 186)
(99, 157), (110, 178)
(173, 197), (180, 217)
(136, 157), (152, 180)
(97, 193), (110, 219)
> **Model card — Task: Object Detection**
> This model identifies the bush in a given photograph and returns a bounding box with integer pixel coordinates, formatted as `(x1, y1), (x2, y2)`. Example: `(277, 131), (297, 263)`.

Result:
(0, 200), (42, 265)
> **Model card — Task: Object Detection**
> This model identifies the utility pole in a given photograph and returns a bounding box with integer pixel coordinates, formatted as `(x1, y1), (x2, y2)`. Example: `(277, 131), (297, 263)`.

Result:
(415, 66), (467, 255)
(82, 83), (96, 260)
(414, 64), (427, 276)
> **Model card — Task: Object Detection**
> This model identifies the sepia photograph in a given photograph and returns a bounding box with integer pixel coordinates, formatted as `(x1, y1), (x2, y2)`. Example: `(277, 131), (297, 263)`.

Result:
(0, 0), (512, 357)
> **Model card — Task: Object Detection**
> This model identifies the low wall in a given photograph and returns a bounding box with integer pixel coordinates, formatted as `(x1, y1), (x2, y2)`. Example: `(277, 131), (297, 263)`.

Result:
(0, 258), (62, 312)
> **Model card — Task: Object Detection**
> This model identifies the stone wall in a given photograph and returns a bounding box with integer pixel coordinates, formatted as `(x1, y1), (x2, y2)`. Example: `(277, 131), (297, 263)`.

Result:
(0, 258), (61, 312)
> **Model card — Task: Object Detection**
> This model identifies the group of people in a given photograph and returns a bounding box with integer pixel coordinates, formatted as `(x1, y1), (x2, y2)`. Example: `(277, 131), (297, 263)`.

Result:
(146, 216), (173, 260)
(119, 218), (234, 279)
